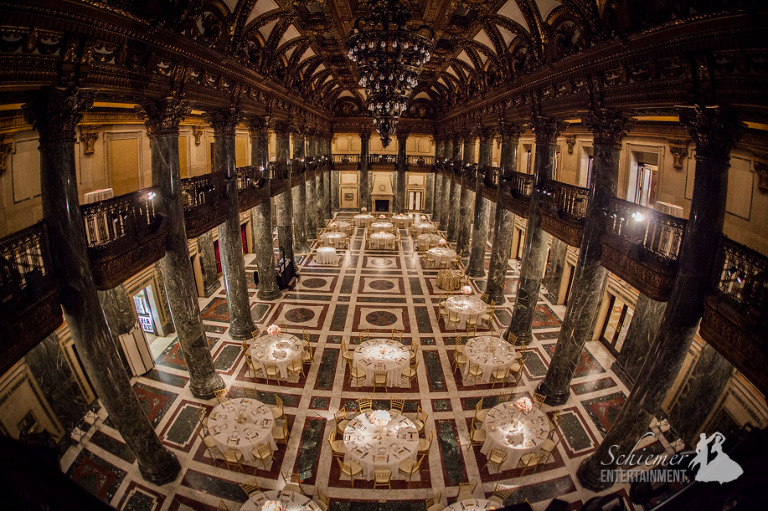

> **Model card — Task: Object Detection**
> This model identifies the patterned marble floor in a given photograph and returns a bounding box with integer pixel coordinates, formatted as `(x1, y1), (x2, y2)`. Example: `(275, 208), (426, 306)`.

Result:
(59, 212), (671, 510)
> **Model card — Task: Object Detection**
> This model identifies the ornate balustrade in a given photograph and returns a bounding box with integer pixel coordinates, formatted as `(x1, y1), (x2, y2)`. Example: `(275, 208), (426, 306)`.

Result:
(600, 198), (687, 301)
(368, 153), (397, 170)
(181, 171), (229, 239)
(332, 153), (360, 171)
(0, 222), (62, 374)
(503, 171), (533, 217)
(700, 237), (768, 395)
(405, 155), (434, 171)
(81, 187), (168, 289)
(539, 179), (589, 246)
(236, 166), (267, 211)
(268, 161), (290, 196)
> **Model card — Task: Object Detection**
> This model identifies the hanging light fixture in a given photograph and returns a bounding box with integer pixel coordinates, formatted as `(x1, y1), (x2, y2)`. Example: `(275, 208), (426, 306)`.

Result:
(346, 0), (434, 147)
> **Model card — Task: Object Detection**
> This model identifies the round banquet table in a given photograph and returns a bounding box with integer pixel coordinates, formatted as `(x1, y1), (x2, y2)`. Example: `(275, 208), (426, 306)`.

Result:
(481, 402), (549, 472)
(207, 398), (276, 463)
(343, 410), (419, 480)
(411, 222), (437, 235)
(353, 339), (410, 388)
(354, 213), (375, 227)
(370, 221), (394, 233)
(316, 246), (338, 265)
(416, 233), (442, 251)
(392, 214), (413, 228)
(241, 490), (321, 511)
(463, 336), (516, 384)
(445, 295), (489, 330)
(427, 247), (456, 267)
(369, 232), (396, 250)
(436, 269), (463, 291)
(319, 231), (346, 248)
(327, 219), (351, 232)
(250, 333), (304, 379)
(443, 499), (500, 511)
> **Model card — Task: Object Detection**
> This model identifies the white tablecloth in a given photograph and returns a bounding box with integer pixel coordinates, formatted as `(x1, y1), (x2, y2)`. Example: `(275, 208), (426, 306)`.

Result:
(354, 214), (375, 227)
(327, 219), (351, 232)
(416, 233), (442, 251)
(436, 270), (463, 291)
(319, 231), (346, 248)
(412, 222), (437, 235)
(316, 246), (338, 264)
(241, 490), (321, 511)
(443, 500), (500, 511)
(353, 339), (410, 388)
(207, 398), (276, 463)
(463, 336), (516, 384)
(251, 333), (304, 379)
(392, 214), (412, 228)
(427, 247), (456, 267)
(343, 411), (418, 480)
(445, 295), (489, 330)
(369, 232), (396, 250)
(370, 221), (394, 233)
(83, 188), (114, 204)
(481, 403), (549, 472)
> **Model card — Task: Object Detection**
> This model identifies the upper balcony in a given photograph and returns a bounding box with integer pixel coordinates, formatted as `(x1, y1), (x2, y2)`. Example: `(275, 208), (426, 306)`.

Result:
(503, 171), (533, 218)
(332, 154), (360, 171)
(539, 179), (589, 247)
(82, 188), (168, 290)
(700, 237), (768, 396)
(268, 161), (291, 196)
(405, 155), (434, 172)
(0, 222), (62, 375)
(236, 166), (268, 211)
(368, 153), (397, 170)
(480, 165), (499, 201)
(601, 198), (686, 301)
(181, 172), (229, 239)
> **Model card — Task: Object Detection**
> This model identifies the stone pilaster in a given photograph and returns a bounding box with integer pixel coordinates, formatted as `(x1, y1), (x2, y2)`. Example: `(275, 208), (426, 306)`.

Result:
(196, 231), (221, 297)
(292, 128), (308, 253)
(396, 129), (409, 213)
(467, 128), (494, 277)
(505, 117), (564, 345)
(577, 106), (744, 491)
(248, 117), (279, 301)
(25, 87), (180, 484)
(359, 129), (371, 211)
(486, 124), (522, 305)
(274, 122), (297, 272)
(208, 107), (255, 340)
(611, 294), (666, 386)
(137, 97), (224, 399)
(539, 110), (631, 404)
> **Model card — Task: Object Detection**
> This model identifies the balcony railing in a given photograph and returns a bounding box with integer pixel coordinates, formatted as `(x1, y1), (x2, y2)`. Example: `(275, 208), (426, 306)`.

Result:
(406, 155), (434, 169)
(181, 172), (229, 238)
(236, 166), (267, 211)
(332, 154), (360, 167)
(368, 154), (397, 167)
(0, 221), (62, 374)
(482, 165), (499, 189)
(600, 198), (687, 301)
(81, 187), (168, 289)
(539, 179), (589, 246)
(268, 161), (290, 181)
(700, 237), (768, 395)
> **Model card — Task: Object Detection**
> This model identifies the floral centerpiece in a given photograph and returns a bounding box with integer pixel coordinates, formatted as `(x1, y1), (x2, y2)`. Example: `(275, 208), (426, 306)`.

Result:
(462, 285), (472, 295)
(266, 324), (281, 336)
(514, 396), (533, 414)
(379, 345), (390, 356)
(420, 215), (426, 221)
(361, 207), (367, 212)
(438, 238), (447, 246)
(261, 501), (286, 511)
(369, 409), (392, 426)
(379, 214), (386, 219)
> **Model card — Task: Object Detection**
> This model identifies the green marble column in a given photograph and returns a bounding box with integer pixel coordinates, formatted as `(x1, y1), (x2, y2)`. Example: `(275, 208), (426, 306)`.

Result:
(359, 129), (372, 211)
(274, 122), (297, 273)
(446, 137), (462, 242)
(577, 106), (744, 491)
(396, 129), (409, 213)
(25, 88), (180, 484)
(438, 138), (453, 231)
(505, 117), (563, 345)
(292, 128), (309, 253)
(456, 133), (476, 257)
(611, 294), (666, 386)
(467, 128), (494, 277)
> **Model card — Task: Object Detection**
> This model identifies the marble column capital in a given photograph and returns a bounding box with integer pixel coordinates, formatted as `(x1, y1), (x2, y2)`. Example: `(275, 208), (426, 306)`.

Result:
(529, 116), (566, 145)
(478, 126), (496, 143)
(23, 87), (94, 145)
(581, 109), (634, 149)
(137, 96), (190, 137)
(498, 122), (523, 140)
(396, 129), (410, 143)
(358, 127), (372, 140)
(247, 116), (270, 137)
(206, 106), (242, 137)
(273, 120), (292, 136)
(678, 105), (745, 162)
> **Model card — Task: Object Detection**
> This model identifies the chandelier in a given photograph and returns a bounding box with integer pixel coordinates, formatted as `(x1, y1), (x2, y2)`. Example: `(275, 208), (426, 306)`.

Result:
(346, 0), (434, 147)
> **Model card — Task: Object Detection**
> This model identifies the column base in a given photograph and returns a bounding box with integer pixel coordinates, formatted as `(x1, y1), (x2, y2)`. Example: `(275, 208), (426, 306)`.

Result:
(138, 450), (181, 486)
(257, 287), (281, 301)
(536, 380), (571, 406)
(466, 267), (486, 278)
(487, 290), (506, 306)
(202, 280), (221, 298)
(189, 372), (225, 399)
(228, 322), (257, 340)
(576, 455), (614, 492)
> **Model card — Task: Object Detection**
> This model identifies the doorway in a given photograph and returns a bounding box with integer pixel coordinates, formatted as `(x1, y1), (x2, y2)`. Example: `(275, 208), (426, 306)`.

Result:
(599, 295), (633, 356)
(407, 190), (422, 211)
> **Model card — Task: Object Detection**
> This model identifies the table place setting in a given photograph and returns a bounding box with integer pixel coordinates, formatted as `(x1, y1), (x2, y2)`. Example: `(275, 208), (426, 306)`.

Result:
(462, 336), (516, 384)
(354, 212), (375, 227)
(241, 489), (322, 511)
(206, 398), (276, 463)
(353, 339), (410, 387)
(443, 499), (500, 511)
(480, 397), (549, 471)
(445, 295), (489, 330)
(251, 331), (305, 379)
(427, 246), (457, 267)
(370, 220), (395, 233)
(343, 410), (418, 480)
